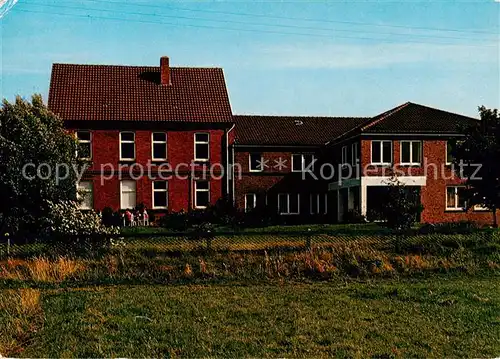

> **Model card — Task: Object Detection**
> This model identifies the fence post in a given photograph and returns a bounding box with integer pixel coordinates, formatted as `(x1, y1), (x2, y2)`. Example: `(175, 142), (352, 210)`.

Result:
(306, 228), (312, 250)
(6, 233), (10, 257)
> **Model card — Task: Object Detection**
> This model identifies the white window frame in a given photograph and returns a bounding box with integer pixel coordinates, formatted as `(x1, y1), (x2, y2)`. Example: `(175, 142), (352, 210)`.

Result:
(310, 194), (327, 215)
(341, 146), (348, 166)
(119, 132), (136, 161)
(76, 131), (92, 160)
(351, 143), (358, 166)
(291, 154), (315, 172)
(194, 132), (210, 162)
(249, 153), (263, 172)
(194, 180), (210, 209)
(151, 132), (168, 161)
(278, 193), (300, 215)
(244, 193), (257, 212)
(446, 141), (453, 165)
(152, 181), (168, 209)
(77, 181), (93, 210)
(371, 140), (392, 165)
(446, 186), (466, 211)
(120, 180), (136, 210)
(400, 140), (422, 166)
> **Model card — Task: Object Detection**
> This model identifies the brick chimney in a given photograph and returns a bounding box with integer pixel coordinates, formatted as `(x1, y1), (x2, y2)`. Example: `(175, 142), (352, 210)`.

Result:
(160, 56), (171, 86)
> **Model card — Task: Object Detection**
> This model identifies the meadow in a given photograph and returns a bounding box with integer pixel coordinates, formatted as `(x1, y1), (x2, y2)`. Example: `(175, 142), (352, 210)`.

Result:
(0, 228), (499, 357)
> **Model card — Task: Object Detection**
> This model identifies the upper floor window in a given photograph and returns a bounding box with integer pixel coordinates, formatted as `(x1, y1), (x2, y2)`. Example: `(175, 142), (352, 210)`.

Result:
(249, 153), (263, 172)
(292, 154), (315, 172)
(120, 180), (136, 209)
(310, 194), (327, 215)
(77, 181), (93, 210)
(152, 181), (168, 209)
(446, 140), (455, 164)
(194, 133), (209, 161)
(278, 193), (300, 215)
(152, 132), (167, 161)
(351, 143), (358, 166)
(120, 132), (135, 161)
(371, 140), (392, 165)
(446, 186), (466, 211)
(400, 141), (422, 165)
(195, 180), (210, 208)
(76, 131), (92, 160)
(245, 193), (257, 212)
(341, 146), (348, 166)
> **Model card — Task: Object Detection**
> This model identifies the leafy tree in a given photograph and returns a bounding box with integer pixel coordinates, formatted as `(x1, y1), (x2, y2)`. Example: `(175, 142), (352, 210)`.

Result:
(452, 106), (500, 227)
(0, 95), (84, 240)
(380, 175), (423, 231)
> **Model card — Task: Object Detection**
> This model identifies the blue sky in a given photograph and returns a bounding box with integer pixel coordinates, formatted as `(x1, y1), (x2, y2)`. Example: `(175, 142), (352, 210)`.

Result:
(1, 0), (498, 117)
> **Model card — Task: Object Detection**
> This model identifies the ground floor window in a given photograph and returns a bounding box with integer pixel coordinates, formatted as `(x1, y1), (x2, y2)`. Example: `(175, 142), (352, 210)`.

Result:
(245, 193), (257, 212)
(278, 193), (300, 215)
(77, 181), (93, 210)
(120, 180), (136, 209)
(152, 181), (168, 209)
(195, 180), (210, 209)
(310, 194), (327, 215)
(446, 186), (466, 210)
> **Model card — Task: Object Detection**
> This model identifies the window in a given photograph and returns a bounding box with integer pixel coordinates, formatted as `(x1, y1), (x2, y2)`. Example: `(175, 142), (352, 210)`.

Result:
(371, 140), (392, 165)
(310, 194), (327, 215)
(446, 141), (455, 164)
(341, 146), (348, 166)
(278, 193), (300, 215)
(120, 132), (135, 161)
(152, 132), (167, 161)
(351, 143), (358, 166)
(152, 181), (168, 209)
(446, 186), (466, 210)
(400, 141), (422, 165)
(249, 153), (263, 172)
(76, 131), (92, 159)
(120, 180), (136, 209)
(245, 193), (257, 212)
(77, 181), (93, 210)
(194, 133), (209, 161)
(195, 180), (210, 208)
(292, 154), (315, 172)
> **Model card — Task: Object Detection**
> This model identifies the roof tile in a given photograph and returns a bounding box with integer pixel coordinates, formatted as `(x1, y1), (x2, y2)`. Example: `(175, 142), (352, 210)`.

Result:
(48, 63), (233, 122)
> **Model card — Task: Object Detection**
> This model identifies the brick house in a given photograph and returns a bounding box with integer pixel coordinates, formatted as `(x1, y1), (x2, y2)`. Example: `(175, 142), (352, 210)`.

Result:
(48, 56), (235, 212)
(48, 56), (499, 225)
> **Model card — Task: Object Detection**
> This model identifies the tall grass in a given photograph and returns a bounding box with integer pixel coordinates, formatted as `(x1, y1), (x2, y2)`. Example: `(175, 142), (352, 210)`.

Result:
(0, 289), (43, 356)
(0, 233), (498, 286)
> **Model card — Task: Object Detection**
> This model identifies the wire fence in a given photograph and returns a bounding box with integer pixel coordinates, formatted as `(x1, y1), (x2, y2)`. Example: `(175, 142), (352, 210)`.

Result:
(1, 228), (498, 259)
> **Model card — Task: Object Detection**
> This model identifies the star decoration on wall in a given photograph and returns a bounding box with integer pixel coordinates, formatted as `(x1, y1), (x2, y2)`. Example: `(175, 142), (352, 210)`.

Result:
(273, 157), (288, 171)
(256, 158), (269, 170)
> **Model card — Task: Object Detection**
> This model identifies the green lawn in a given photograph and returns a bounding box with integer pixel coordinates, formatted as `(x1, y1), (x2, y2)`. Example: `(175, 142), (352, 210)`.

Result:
(3, 276), (500, 358)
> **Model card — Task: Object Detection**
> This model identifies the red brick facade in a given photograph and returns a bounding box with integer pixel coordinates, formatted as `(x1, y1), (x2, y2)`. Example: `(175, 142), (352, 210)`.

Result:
(49, 58), (496, 225)
(73, 125), (231, 212)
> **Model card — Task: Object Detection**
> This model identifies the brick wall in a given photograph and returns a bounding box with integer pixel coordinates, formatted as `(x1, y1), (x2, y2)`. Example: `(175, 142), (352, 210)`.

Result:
(77, 128), (229, 212)
(360, 138), (500, 225)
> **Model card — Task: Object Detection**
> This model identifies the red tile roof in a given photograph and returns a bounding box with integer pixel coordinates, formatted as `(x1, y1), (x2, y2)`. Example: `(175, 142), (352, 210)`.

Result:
(48, 64), (233, 123)
(234, 115), (368, 146)
(362, 102), (478, 133)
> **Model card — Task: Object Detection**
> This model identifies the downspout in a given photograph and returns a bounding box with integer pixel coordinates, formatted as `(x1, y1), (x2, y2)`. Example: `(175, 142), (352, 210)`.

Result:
(226, 123), (236, 202)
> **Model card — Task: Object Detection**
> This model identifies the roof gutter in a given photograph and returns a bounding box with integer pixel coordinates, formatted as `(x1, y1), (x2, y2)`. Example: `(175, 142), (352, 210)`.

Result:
(233, 144), (320, 149)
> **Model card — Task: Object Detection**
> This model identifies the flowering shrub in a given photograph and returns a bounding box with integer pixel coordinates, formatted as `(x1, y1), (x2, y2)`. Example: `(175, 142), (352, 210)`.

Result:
(43, 200), (119, 253)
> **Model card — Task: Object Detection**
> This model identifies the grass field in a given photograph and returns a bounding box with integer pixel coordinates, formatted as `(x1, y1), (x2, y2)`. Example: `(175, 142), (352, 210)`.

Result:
(1, 276), (499, 357)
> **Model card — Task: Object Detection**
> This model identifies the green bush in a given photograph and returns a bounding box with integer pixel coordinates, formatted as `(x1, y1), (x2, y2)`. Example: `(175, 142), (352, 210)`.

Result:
(43, 200), (119, 254)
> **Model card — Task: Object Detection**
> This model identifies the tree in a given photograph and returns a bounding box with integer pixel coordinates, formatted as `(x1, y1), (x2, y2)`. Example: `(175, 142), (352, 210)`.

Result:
(380, 175), (423, 231)
(452, 106), (500, 228)
(0, 95), (84, 240)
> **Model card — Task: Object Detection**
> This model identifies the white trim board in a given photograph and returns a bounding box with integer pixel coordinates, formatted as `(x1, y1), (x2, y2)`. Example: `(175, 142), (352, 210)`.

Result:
(361, 176), (427, 187)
